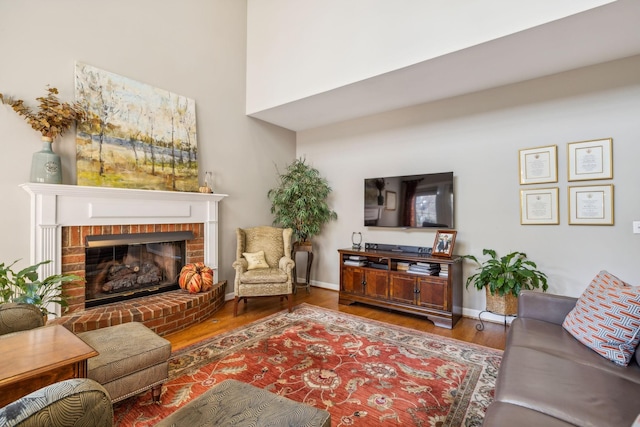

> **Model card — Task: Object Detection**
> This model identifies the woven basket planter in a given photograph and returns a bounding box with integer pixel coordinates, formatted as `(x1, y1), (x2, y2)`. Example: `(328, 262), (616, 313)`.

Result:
(485, 287), (518, 315)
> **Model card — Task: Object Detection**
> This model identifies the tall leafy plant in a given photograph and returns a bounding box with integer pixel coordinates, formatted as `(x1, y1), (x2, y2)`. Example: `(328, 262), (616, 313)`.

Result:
(0, 259), (81, 316)
(462, 249), (548, 297)
(268, 158), (338, 242)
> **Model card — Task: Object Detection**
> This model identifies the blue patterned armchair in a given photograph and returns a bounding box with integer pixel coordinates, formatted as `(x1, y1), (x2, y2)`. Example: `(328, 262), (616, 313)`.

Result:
(0, 378), (113, 427)
(0, 303), (45, 336)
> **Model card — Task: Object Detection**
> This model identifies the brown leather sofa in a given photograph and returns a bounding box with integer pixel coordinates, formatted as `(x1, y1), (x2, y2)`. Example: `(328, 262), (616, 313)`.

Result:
(483, 291), (640, 426)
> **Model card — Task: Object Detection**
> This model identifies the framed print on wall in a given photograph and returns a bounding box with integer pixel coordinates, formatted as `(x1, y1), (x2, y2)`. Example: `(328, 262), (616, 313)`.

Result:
(520, 187), (559, 225)
(568, 184), (614, 225)
(567, 138), (613, 181)
(75, 62), (199, 192)
(519, 145), (558, 185)
(432, 230), (457, 258)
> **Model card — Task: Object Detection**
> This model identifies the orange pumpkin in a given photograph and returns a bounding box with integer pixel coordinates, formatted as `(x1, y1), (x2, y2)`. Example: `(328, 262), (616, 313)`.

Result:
(179, 262), (214, 294)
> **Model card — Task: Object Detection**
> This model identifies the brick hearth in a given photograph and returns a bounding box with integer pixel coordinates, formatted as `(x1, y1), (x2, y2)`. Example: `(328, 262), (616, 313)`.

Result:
(60, 222), (205, 314)
(51, 222), (226, 336)
(49, 280), (227, 336)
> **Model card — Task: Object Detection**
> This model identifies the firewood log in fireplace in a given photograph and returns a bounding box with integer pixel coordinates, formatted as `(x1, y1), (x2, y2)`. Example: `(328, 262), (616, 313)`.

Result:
(102, 261), (163, 293)
(136, 261), (163, 286)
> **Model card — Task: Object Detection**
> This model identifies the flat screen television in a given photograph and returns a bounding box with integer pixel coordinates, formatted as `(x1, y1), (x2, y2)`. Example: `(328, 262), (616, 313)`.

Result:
(364, 172), (454, 229)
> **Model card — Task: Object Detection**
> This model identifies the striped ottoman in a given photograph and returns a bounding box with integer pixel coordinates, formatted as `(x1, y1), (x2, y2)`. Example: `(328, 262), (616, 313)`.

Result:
(156, 379), (331, 426)
(77, 322), (171, 403)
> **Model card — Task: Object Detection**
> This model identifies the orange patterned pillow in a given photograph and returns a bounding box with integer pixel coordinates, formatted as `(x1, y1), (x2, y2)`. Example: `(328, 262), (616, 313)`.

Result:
(563, 271), (640, 366)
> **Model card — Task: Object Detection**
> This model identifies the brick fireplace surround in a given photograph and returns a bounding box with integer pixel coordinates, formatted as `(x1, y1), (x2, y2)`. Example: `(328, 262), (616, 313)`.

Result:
(21, 183), (227, 336)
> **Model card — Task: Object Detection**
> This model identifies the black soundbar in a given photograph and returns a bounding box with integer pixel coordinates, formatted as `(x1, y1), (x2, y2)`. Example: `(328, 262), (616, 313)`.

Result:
(364, 243), (432, 256)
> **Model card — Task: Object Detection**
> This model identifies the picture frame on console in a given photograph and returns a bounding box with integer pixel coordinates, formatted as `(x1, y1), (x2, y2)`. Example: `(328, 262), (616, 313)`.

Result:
(432, 230), (456, 257)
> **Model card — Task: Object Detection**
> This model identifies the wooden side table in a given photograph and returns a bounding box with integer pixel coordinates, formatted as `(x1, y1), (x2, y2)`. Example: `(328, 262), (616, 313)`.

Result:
(0, 325), (98, 407)
(292, 242), (313, 294)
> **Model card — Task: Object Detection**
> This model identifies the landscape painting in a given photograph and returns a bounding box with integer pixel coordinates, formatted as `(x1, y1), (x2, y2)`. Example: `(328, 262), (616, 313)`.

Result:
(75, 63), (198, 191)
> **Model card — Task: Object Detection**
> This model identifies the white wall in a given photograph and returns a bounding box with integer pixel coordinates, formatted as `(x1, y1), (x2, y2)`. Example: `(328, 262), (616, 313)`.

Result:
(246, 0), (613, 114)
(0, 0), (296, 285)
(298, 55), (640, 311)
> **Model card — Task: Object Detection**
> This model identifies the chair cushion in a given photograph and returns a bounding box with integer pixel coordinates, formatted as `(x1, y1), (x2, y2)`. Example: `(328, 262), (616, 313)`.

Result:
(562, 270), (640, 366)
(243, 251), (270, 270)
(240, 268), (288, 284)
(77, 322), (171, 384)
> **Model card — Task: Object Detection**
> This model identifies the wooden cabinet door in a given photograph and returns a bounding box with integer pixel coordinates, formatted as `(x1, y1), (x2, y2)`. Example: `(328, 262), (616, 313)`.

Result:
(364, 269), (389, 299)
(342, 267), (365, 295)
(416, 277), (447, 310)
(389, 273), (417, 305)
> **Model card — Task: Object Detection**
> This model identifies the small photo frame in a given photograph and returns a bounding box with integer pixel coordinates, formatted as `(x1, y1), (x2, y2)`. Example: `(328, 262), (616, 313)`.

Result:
(432, 230), (457, 258)
(568, 184), (614, 225)
(520, 187), (559, 225)
(519, 145), (558, 185)
(567, 138), (613, 181)
(385, 191), (397, 211)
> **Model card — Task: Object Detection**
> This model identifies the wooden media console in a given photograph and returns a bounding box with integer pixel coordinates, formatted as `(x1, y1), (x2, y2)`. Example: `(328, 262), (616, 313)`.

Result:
(338, 248), (462, 328)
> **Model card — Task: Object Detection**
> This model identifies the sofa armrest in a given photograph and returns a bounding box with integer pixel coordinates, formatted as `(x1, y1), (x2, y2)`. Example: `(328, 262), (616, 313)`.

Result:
(0, 378), (113, 427)
(518, 290), (578, 325)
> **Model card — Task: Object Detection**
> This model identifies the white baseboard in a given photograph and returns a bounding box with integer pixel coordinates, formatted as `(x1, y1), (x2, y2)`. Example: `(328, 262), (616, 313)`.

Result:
(462, 307), (515, 325)
(230, 279), (513, 326)
(302, 279), (339, 291)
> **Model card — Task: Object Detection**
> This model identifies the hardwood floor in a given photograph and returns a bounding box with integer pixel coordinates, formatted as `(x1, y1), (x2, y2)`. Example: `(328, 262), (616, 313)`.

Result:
(165, 287), (508, 352)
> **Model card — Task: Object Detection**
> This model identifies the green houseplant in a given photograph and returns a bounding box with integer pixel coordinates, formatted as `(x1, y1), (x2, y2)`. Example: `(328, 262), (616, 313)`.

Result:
(268, 158), (338, 243)
(462, 249), (548, 315)
(0, 259), (81, 317)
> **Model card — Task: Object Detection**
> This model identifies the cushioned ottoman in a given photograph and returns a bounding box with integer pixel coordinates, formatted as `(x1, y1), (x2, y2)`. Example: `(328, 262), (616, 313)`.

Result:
(156, 379), (331, 427)
(77, 322), (171, 403)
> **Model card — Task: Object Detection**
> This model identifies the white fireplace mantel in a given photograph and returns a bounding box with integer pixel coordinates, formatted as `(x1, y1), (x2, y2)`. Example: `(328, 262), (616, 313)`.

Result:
(21, 183), (227, 298)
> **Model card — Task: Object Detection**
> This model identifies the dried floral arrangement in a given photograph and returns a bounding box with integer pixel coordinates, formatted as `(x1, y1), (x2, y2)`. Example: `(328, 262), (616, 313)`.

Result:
(0, 86), (85, 141)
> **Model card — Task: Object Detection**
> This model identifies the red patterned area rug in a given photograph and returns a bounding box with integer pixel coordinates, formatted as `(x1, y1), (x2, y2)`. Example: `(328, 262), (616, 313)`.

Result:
(114, 304), (502, 426)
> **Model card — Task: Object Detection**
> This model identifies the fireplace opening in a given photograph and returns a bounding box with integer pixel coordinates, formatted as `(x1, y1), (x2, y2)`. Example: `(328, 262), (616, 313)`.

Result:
(84, 231), (194, 308)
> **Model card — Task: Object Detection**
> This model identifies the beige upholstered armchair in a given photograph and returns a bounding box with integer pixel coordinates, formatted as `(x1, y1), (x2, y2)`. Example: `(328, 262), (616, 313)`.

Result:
(232, 226), (295, 316)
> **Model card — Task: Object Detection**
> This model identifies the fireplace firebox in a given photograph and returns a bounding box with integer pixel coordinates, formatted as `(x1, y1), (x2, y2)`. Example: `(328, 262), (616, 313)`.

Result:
(84, 231), (193, 308)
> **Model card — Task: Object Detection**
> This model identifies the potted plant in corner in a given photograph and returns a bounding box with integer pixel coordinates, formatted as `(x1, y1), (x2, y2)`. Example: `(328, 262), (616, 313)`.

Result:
(0, 86), (85, 184)
(268, 158), (338, 291)
(462, 249), (548, 315)
(0, 259), (81, 318)
(268, 157), (338, 245)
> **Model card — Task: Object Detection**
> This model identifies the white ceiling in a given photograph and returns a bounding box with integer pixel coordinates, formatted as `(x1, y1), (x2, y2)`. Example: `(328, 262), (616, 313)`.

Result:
(248, 0), (640, 132)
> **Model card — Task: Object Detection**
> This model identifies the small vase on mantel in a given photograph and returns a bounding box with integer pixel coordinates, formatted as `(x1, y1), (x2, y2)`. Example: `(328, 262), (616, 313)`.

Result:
(30, 136), (62, 184)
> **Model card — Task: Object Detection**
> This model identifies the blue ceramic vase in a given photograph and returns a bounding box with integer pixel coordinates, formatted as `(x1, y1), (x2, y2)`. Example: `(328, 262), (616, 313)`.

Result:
(30, 137), (62, 184)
